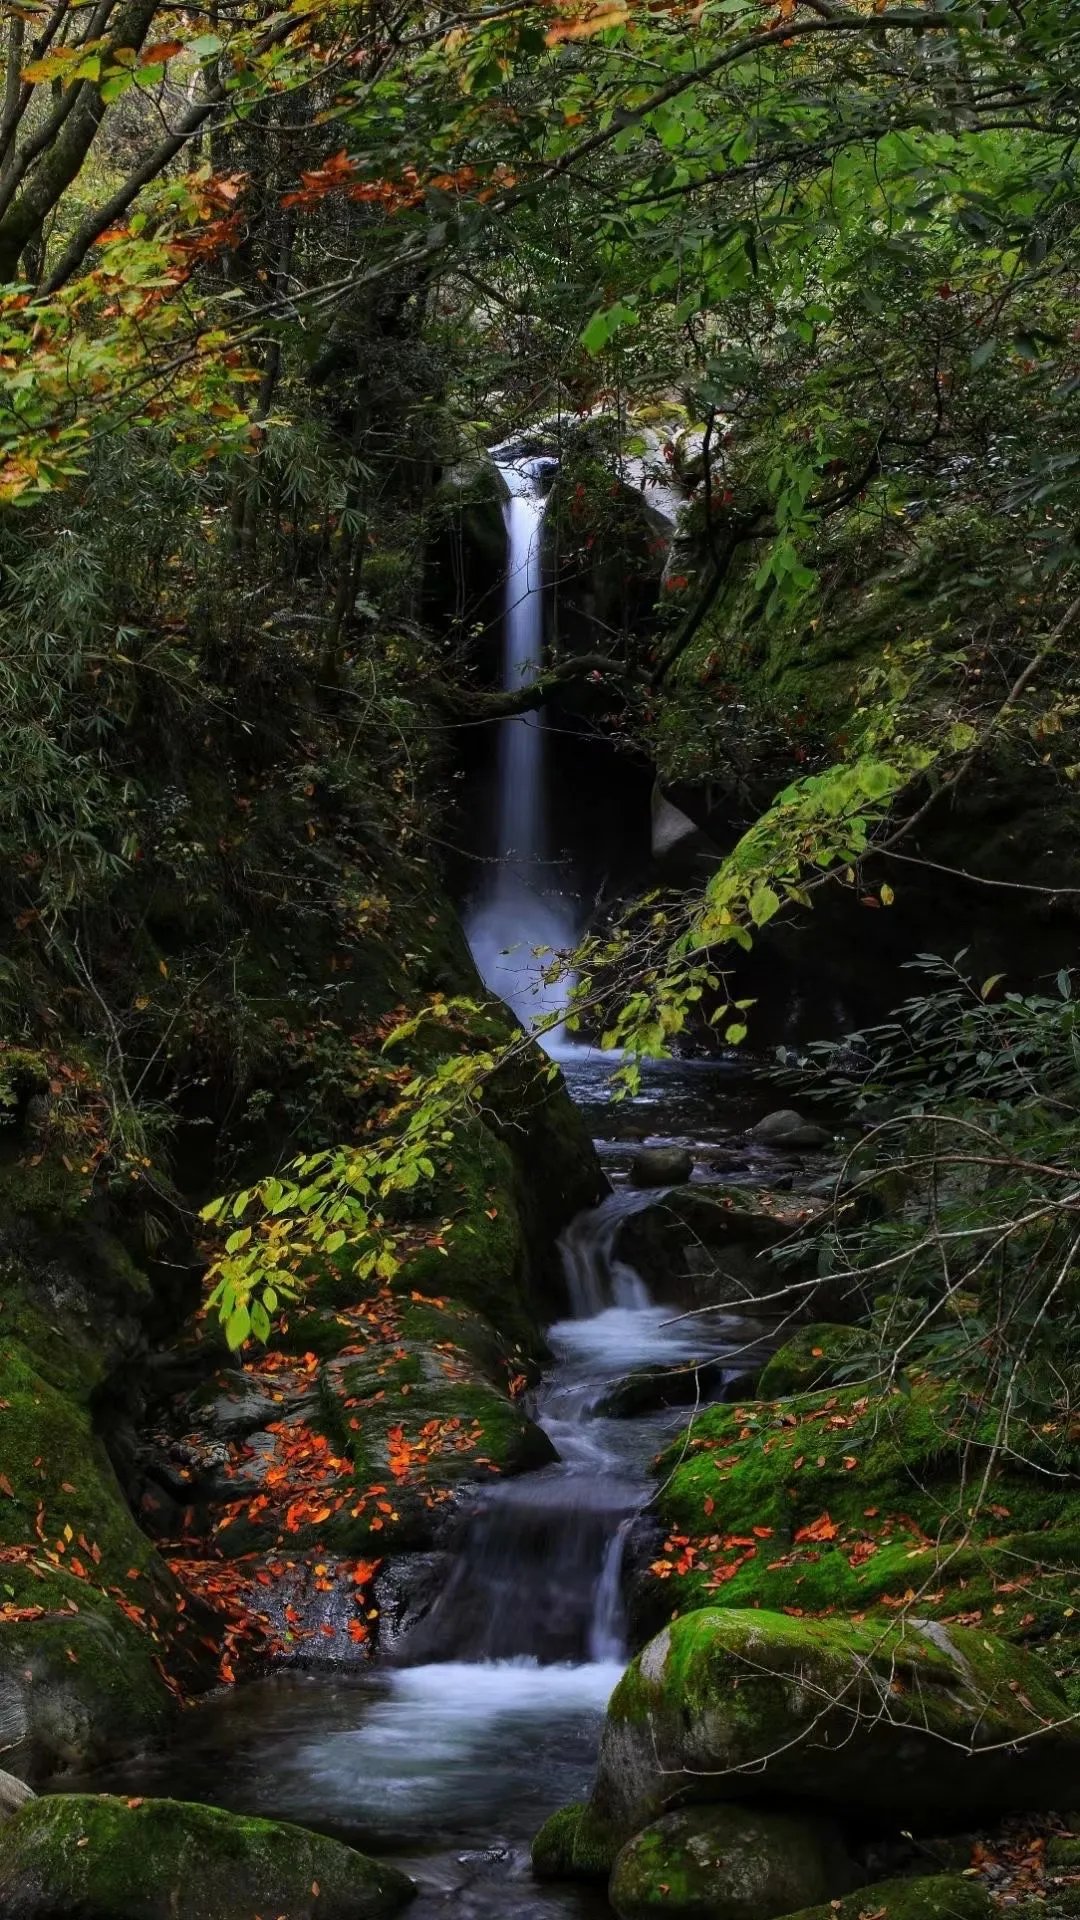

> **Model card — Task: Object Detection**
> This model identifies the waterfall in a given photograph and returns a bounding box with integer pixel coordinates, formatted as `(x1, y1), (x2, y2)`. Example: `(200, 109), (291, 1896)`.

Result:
(466, 454), (579, 1051)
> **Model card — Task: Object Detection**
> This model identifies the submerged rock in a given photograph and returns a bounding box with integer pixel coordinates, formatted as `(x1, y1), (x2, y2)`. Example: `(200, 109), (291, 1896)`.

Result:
(629, 1147), (695, 1188)
(589, 1607), (1078, 1837)
(749, 1110), (832, 1150)
(0, 1793), (416, 1920)
(609, 1804), (855, 1920)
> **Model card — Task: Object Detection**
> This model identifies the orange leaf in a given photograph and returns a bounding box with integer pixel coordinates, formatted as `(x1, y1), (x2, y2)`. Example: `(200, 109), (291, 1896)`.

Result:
(141, 39), (184, 63)
(794, 1512), (839, 1543)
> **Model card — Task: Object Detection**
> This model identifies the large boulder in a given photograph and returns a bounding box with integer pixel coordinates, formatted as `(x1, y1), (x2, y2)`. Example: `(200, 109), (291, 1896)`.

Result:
(633, 1372), (1079, 1635)
(589, 1608), (1078, 1837)
(609, 1804), (855, 1920)
(0, 1793), (415, 1920)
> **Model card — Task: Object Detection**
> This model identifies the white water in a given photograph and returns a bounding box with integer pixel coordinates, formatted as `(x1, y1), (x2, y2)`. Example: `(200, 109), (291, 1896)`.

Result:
(465, 455), (582, 1053)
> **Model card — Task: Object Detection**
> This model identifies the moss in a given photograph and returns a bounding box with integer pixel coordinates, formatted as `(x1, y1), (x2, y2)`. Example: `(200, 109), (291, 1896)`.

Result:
(643, 1374), (1079, 1644)
(532, 1802), (622, 1882)
(757, 1325), (866, 1398)
(590, 1607), (1075, 1837)
(0, 1792), (415, 1919)
(0, 1341), (157, 1579)
(779, 1874), (992, 1920)
(608, 1804), (853, 1920)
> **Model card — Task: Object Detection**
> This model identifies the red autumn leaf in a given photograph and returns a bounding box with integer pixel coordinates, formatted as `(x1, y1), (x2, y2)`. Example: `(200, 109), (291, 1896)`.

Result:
(794, 1512), (839, 1543)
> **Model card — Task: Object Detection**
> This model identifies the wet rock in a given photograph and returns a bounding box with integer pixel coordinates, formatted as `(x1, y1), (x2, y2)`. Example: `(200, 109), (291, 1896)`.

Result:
(588, 1607), (1078, 1837)
(373, 1553), (453, 1654)
(597, 1356), (761, 1419)
(749, 1110), (832, 1150)
(609, 1803), (856, 1920)
(0, 1792), (415, 1919)
(616, 1186), (822, 1309)
(186, 1368), (317, 1440)
(629, 1147), (695, 1188)
(0, 1770), (33, 1822)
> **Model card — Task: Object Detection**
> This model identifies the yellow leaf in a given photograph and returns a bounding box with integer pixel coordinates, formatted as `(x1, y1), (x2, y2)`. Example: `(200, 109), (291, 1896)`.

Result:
(879, 883), (894, 906)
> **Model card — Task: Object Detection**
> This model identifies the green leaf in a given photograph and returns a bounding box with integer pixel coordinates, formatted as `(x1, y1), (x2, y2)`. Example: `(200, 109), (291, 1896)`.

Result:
(580, 300), (639, 355)
(225, 1303), (251, 1351)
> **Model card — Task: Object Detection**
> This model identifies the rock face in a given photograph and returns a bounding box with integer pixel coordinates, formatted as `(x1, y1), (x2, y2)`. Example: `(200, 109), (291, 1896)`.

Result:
(749, 1110), (832, 1150)
(608, 1804), (855, 1920)
(629, 1147), (695, 1188)
(589, 1608), (1077, 1837)
(0, 1793), (416, 1920)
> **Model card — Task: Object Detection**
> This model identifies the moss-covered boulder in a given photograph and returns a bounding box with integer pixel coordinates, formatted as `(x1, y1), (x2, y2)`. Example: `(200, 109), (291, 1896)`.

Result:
(609, 1804), (855, 1920)
(0, 1793), (415, 1919)
(777, 1873), (992, 1920)
(589, 1607), (1077, 1837)
(637, 1373), (1079, 1644)
(0, 1324), (185, 1781)
(756, 1324), (865, 1398)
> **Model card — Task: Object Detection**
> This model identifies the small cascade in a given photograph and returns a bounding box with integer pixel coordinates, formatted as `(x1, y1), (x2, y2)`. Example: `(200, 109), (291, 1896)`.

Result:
(558, 1185), (656, 1318)
(465, 453), (581, 1051)
(396, 1182), (737, 1672)
(589, 1516), (634, 1663)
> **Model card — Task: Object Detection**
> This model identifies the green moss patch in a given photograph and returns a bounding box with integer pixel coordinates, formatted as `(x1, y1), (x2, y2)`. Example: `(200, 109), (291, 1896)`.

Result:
(0, 1792), (415, 1919)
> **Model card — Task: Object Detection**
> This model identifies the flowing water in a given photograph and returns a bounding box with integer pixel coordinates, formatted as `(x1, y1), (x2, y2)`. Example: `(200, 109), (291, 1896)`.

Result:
(465, 453), (582, 1048)
(70, 451), (785, 1919)
(77, 1068), (776, 1920)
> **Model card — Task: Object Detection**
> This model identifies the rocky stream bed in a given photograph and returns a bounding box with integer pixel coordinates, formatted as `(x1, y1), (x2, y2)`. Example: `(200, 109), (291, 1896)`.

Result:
(1, 1048), (1078, 1920)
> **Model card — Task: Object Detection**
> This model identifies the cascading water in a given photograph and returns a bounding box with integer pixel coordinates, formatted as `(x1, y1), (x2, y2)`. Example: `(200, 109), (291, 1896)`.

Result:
(74, 458), (788, 1920)
(466, 454), (581, 1050)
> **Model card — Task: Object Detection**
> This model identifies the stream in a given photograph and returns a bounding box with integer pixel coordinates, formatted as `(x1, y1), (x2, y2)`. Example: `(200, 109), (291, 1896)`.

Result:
(69, 452), (787, 1915)
(76, 1056), (780, 1920)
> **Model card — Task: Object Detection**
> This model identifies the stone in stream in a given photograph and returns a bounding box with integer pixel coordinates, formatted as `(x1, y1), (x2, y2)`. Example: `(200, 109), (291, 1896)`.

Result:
(629, 1146), (695, 1187)
(608, 1803), (857, 1920)
(585, 1608), (1079, 1839)
(0, 1793), (416, 1919)
(748, 1110), (832, 1150)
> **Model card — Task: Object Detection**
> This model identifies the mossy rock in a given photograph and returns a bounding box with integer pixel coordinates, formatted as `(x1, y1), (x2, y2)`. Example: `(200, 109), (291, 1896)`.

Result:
(609, 1804), (855, 1920)
(0, 1792), (415, 1919)
(778, 1873), (992, 1920)
(0, 1607), (175, 1785)
(0, 1339), (182, 1780)
(532, 1802), (623, 1882)
(589, 1607), (1078, 1838)
(757, 1324), (866, 1398)
(642, 1374), (1079, 1635)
